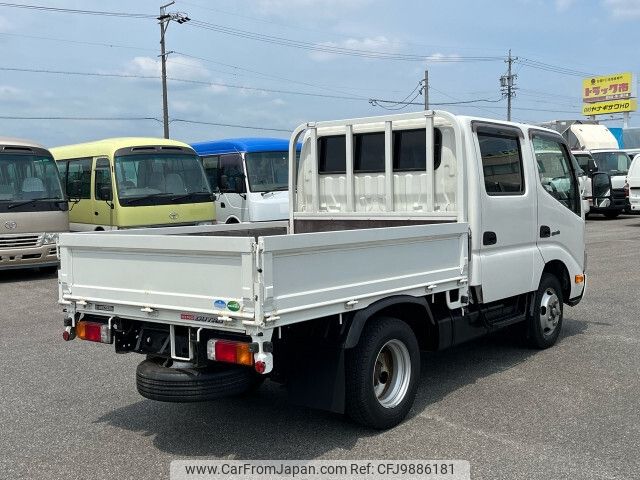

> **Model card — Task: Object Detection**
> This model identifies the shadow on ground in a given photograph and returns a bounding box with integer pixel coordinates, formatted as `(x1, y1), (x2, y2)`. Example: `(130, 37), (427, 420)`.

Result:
(0, 267), (57, 284)
(95, 316), (588, 459)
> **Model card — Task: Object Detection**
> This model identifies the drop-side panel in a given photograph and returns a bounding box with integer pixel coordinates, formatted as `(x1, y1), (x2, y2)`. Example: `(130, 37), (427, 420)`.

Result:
(260, 223), (469, 325)
(58, 233), (256, 328)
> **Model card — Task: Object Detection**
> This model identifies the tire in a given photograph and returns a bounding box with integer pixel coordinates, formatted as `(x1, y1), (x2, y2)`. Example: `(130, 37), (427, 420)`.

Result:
(345, 316), (420, 429)
(603, 210), (621, 219)
(528, 273), (563, 349)
(136, 358), (258, 402)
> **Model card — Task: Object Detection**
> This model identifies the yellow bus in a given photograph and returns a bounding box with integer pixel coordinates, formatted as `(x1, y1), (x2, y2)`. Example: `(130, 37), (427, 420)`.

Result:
(51, 138), (214, 231)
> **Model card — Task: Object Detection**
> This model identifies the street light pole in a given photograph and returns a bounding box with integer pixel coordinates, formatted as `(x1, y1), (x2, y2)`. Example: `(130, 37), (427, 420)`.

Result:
(158, 1), (190, 139)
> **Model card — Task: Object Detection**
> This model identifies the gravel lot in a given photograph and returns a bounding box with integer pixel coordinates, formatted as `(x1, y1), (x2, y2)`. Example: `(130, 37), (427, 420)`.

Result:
(1, 216), (639, 480)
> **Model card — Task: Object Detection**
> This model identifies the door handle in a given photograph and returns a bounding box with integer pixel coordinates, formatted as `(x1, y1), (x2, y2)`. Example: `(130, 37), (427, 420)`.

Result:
(482, 231), (497, 246)
(551, 230), (560, 236)
(540, 225), (551, 238)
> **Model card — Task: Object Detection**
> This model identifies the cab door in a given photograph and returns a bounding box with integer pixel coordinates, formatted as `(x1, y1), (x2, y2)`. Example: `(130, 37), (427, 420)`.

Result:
(217, 153), (248, 223)
(475, 124), (537, 303)
(93, 157), (115, 229)
(64, 157), (94, 230)
(531, 132), (585, 275)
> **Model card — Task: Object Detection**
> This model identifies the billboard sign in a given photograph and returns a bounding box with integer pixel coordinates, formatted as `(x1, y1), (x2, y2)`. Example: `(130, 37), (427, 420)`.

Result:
(582, 99), (637, 116)
(582, 72), (636, 116)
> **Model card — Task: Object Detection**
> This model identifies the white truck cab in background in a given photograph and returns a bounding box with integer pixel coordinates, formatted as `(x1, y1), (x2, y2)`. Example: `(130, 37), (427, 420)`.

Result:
(628, 153), (640, 211)
(58, 111), (586, 429)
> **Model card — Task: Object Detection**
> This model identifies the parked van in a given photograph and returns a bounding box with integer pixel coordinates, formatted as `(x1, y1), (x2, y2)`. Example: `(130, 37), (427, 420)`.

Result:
(0, 137), (68, 271)
(191, 138), (299, 223)
(59, 111), (586, 429)
(628, 153), (640, 211)
(51, 138), (214, 230)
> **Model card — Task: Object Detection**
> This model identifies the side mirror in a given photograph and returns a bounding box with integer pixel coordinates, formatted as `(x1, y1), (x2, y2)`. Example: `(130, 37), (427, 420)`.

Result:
(591, 172), (613, 208)
(97, 185), (113, 202)
(67, 180), (82, 202)
(587, 159), (598, 175)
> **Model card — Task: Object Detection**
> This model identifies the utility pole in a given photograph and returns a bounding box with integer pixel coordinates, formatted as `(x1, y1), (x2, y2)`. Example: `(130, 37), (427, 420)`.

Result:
(158, 2), (190, 139)
(500, 49), (518, 121)
(423, 69), (429, 110)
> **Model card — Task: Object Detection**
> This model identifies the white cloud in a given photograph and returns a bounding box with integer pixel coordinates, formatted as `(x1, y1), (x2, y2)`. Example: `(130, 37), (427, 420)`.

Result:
(556, 0), (576, 11)
(258, 0), (371, 15)
(0, 85), (23, 100)
(309, 36), (402, 62)
(0, 15), (11, 32)
(425, 52), (462, 63)
(604, 0), (640, 18)
(124, 56), (211, 81)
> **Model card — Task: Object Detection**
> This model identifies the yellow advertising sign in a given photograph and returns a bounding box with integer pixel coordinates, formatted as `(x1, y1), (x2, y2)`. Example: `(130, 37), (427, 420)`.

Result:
(582, 99), (637, 116)
(582, 72), (633, 103)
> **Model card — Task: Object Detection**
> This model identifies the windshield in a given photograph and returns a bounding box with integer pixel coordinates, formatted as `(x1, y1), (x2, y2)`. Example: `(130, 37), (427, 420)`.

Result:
(115, 153), (211, 206)
(245, 151), (289, 193)
(592, 151), (631, 175)
(0, 153), (64, 202)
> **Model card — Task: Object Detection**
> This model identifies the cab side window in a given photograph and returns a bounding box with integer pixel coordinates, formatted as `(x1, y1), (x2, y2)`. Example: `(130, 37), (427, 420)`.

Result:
(94, 159), (112, 200)
(532, 135), (580, 215)
(202, 155), (219, 191)
(478, 131), (524, 195)
(218, 154), (245, 193)
(66, 158), (92, 199)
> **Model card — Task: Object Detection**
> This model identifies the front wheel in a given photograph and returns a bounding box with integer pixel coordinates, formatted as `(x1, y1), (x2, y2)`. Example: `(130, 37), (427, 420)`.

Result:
(345, 316), (420, 429)
(603, 210), (621, 219)
(528, 273), (564, 349)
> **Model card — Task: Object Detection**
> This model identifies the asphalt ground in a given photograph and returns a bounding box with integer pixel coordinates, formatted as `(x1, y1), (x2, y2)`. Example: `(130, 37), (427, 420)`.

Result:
(1, 215), (639, 480)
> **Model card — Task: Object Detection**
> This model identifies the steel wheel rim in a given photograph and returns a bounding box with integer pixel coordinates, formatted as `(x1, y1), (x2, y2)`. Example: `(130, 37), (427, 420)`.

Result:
(539, 288), (561, 338)
(372, 339), (411, 408)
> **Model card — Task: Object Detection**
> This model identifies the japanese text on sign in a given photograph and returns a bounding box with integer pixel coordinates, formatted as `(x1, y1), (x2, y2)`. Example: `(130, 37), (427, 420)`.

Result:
(582, 72), (634, 103)
(582, 99), (637, 116)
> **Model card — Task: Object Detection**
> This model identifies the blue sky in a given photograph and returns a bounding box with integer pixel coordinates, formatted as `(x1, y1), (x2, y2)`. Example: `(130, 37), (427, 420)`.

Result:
(1, 0), (640, 147)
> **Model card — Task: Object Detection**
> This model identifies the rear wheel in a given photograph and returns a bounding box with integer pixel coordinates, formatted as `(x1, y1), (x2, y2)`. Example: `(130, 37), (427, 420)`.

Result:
(528, 273), (563, 349)
(345, 316), (420, 429)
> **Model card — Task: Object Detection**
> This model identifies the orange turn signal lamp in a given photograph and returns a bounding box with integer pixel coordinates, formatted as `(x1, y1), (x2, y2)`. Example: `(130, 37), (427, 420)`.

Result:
(206, 339), (254, 367)
(575, 274), (585, 284)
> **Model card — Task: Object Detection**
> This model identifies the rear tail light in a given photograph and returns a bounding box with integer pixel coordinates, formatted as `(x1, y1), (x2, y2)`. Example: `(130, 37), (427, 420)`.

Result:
(206, 339), (254, 367)
(624, 181), (629, 198)
(76, 320), (112, 344)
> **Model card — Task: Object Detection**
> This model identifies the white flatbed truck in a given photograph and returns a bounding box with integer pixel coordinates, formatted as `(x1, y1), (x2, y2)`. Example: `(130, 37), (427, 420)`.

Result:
(58, 111), (586, 429)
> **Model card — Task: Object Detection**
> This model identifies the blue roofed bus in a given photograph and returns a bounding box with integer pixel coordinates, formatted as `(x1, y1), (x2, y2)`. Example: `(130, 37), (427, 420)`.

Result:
(191, 138), (300, 223)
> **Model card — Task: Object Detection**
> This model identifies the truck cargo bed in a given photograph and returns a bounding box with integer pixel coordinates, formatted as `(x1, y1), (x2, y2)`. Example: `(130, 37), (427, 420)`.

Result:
(59, 221), (469, 334)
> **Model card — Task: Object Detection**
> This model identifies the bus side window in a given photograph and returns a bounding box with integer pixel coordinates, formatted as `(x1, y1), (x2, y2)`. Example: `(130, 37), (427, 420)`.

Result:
(202, 155), (220, 191)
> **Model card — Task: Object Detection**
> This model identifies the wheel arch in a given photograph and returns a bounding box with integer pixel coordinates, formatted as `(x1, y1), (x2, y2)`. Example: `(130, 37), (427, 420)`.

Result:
(542, 260), (571, 304)
(344, 295), (436, 350)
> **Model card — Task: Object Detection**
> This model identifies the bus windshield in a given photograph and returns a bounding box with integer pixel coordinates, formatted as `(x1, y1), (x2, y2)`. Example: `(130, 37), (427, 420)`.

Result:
(115, 153), (211, 206)
(592, 151), (631, 176)
(245, 151), (289, 193)
(0, 153), (64, 203)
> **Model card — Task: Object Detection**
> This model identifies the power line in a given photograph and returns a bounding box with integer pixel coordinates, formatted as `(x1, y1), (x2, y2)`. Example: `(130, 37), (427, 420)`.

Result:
(0, 32), (155, 52)
(516, 57), (594, 77)
(0, 2), (154, 18)
(0, 115), (293, 132)
(0, 65), (369, 101)
(0, 115), (160, 121)
(170, 119), (290, 132)
(186, 19), (505, 62)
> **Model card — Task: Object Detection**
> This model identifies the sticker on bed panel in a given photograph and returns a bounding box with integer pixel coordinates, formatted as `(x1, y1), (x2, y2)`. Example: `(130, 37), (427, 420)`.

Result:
(213, 300), (227, 310)
(227, 301), (240, 312)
